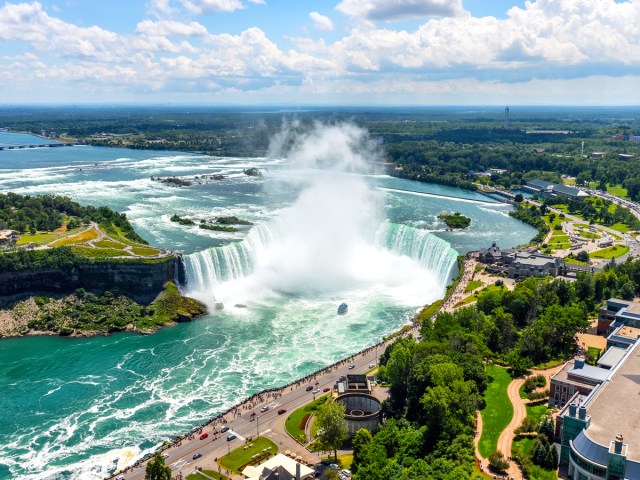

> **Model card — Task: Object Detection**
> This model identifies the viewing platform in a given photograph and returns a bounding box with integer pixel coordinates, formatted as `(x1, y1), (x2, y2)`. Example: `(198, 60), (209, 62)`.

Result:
(0, 143), (75, 150)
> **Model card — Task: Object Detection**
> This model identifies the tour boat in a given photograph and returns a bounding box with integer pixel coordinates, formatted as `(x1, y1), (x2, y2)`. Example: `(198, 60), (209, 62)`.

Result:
(337, 303), (348, 315)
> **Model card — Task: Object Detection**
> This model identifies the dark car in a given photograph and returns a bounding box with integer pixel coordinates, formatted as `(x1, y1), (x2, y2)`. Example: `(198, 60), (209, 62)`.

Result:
(306, 385), (313, 391)
(199, 433), (208, 440)
(220, 426), (229, 433)
(193, 453), (202, 460)
(278, 409), (287, 415)
(227, 434), (237, 441)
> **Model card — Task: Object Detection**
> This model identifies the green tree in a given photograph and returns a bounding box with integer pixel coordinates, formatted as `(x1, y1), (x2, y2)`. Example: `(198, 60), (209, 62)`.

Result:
(317, 400), (348, 462)
(352, 428), (373, 473)
(145, 453), (172, 480)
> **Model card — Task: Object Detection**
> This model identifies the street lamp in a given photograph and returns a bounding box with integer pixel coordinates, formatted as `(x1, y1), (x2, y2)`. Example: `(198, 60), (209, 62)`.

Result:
(256, 415), (260, 437)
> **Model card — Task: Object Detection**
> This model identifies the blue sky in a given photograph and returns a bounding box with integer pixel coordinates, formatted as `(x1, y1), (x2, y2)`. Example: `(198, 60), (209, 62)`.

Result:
(0, 0), (638, 105)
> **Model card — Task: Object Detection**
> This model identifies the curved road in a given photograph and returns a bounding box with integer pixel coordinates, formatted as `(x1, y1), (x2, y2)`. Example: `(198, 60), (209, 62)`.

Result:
(116, 345), (388, 480)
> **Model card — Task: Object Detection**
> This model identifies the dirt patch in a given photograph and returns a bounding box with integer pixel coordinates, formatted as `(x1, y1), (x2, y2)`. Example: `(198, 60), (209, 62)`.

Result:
(0, 297), (39, 337)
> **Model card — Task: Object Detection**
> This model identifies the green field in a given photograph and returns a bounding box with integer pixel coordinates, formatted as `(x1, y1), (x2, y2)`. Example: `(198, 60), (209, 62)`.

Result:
(93, 239), (126, 249)
(589, 245), (630, 259)
(465, 280), (483, 292)
(219, 436), (278, 474)
(607, 184), (629, 198)
(131, 246), (162, 256)
(71, 246), (132, 258)
(15, 232), (59, 246)
(186, 471), (229, 480)
(564, 257), (589, 266)
(478, 364), (513, 458)
(609, 223), (629, 233)
(579, 230), (600, 239)
(284, 395), (328, 442)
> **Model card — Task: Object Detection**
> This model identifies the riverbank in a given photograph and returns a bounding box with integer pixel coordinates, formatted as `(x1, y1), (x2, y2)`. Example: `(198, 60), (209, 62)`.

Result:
(0, 282), (206, 339)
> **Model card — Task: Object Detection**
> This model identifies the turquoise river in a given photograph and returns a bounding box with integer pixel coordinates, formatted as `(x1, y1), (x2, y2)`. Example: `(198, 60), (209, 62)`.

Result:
(0, 128), (535, 480)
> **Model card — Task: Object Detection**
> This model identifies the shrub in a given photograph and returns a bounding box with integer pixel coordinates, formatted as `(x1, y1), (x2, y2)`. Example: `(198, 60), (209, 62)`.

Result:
(488, 451), (509, 472)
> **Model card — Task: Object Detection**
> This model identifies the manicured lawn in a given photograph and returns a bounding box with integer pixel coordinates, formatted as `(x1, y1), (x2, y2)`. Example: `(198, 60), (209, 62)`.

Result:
(131, 246), (162, 256)
(186, 470), (229, 480)
(478, 364), (513, 458)
(548, 235), (569, 245)
(525, 403), (550, 424)
(465, 280), (483, 292)
(284, 395), (328, 442)
(609, 223), (629, 233)
(71, 246), (132, 258)
(458, 295), (477, 305)
(219, 436), (278, 474)
(51, 227), (98, 246)
(607, 184), (629, 198)
(93, 239), (126, 249)
(550, 229), (567, 237)
(579, 230), (600, 239)
(589, 245), (630, 259)
(337, 454), (353, 469)
(564, 257), (589, 266)
(16, 232), (59, 245)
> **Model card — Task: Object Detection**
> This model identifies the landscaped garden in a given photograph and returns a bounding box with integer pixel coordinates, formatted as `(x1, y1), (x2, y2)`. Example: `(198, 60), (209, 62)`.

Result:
(218, 436), (278, 475)
(589, 244), (630, 259)
(284, 395), (328, 443)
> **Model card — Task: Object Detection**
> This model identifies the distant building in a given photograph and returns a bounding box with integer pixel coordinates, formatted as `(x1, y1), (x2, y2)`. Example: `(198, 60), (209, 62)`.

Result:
(592, 152), (606, 158)
(0, 229), (19, 245)
(524, 179), (589, 201)
(629, 135), (640, 143)
(618, 154), (635, 161)
(533, 148), (546, 153)
(556, 341), (640, 479)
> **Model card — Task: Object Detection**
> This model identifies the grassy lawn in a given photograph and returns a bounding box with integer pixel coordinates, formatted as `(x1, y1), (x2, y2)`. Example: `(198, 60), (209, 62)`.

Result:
(16, 232), (59, 245)
(131, 246), (162, 256)
(607, 184), (629, 198)
(609, 223), (629, 233)
(71, 246), (132, 258)
(465, 280), (483, 292)
(548, 235), (569, 244)
(458, 295), (477, 306)
(219, 436), (278, 475)
(564, 257), (589, 266)
(525, 403), (550, 424)
(186, 471), (229, 480)
(589, 245), (630, 259)
(93, 239), (126, 249)
(51, 227), (98, 246)
(579, 230), (600, 239)
(550, 229), (567, 237)
(478, 364), (513, 458)
(284, 395), (328, 442)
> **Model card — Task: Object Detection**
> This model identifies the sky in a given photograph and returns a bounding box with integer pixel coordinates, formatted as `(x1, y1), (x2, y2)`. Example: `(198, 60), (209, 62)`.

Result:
(0, 0), (639, 105)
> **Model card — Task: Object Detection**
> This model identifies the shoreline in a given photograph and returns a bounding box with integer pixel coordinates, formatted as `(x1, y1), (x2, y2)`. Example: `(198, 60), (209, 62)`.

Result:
(106, 254), (471, 480)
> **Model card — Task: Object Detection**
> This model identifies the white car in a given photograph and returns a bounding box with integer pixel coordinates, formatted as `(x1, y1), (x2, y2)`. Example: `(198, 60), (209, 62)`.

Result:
(312, 388), (320, 394)
(260, 406), (269, 412)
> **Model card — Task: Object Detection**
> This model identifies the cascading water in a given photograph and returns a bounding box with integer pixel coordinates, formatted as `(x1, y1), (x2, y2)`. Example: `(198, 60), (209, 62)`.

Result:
(183, 219), (458, 307)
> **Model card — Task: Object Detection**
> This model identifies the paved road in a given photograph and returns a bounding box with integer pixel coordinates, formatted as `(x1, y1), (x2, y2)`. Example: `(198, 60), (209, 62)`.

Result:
(115, 343), (388, 480)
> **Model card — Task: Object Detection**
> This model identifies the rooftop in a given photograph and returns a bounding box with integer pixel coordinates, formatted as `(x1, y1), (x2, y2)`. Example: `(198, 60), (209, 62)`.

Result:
(584, 341), (640, 462)
(243, 454), (314, 480)
(621, 303), (640, 316)
(596, 346), (628, 369)
(613, 324), (640, 340)
(512, 253), (558, 267)
(526, 179), (555, 189)
(568, 362), (611, 383)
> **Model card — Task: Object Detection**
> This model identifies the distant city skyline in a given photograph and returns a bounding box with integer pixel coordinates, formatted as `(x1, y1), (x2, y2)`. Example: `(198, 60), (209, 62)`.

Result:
(0, 0), (638, 105)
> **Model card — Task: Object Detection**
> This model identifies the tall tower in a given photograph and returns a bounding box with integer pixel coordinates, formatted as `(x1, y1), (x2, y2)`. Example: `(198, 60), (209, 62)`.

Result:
(503, 106), (510, 130)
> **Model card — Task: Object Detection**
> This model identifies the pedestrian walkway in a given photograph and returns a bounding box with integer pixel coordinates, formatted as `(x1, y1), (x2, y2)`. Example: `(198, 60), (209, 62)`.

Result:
(497, 378), (526, 479)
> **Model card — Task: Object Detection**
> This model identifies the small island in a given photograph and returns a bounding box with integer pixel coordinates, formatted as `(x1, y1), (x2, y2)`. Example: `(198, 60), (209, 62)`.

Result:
(438, 212), (471, 229)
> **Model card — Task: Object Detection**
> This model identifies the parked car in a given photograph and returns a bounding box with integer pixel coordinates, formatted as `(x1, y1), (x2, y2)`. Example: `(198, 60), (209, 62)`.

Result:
(193, 453), (202, 460)
(227, 434), (237, 441)
(312, 388), (320, 394)
(306, 385), (313, 391)
(278, 409), (287, 415)
(220, 426), (229, 433)
(330, 463), (339, 469)
(260, 406), (269, 412)
(199, 433), (208, 440)
(322, 387), (330, 392)
(348, 364), (355, 370)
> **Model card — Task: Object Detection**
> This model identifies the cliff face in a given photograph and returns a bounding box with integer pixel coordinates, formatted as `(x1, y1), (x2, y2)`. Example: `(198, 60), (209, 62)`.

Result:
(0, 255), (181, 297)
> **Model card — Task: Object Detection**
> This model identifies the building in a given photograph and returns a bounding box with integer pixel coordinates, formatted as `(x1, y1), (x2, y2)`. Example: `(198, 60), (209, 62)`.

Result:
(336, 393), (381, 437)
(479, 242), (564, 279)
(549, 358), (610, 408)
(592, 152), (606, 158)
(597, 298), (632, 335)
(242, 454), (314, 480)
(524, 180), (590, 201)
(0, 229), (19, 245)
(629, 135), (640, 143)
(336, 374), (373, 395)
(556, 341), (640, 480)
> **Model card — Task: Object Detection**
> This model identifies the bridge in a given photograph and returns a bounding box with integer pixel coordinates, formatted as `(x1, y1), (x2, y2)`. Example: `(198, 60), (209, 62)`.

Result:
(0, 143), (75, 150)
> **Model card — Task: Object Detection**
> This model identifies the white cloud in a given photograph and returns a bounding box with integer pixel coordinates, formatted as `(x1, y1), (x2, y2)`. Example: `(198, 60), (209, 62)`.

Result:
(336, 0), (465, 22)
(136, 19), (208, 37)
(180, 0), (247, 14)
(147, 0), (177, 18)
(309, 11), (334, 31)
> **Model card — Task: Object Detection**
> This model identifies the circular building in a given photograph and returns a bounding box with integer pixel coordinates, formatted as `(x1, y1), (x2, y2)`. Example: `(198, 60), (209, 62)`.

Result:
(336, 393), (381, 436)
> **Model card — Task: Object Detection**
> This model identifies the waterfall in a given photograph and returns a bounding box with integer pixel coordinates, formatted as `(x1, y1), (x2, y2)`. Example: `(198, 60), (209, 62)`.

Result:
(375, 223), (459, 287)
(183, 220), (458, 297)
